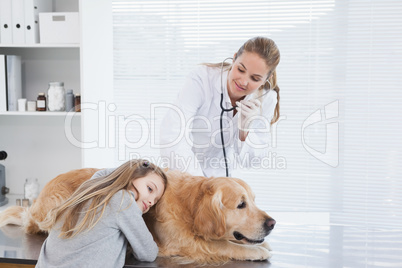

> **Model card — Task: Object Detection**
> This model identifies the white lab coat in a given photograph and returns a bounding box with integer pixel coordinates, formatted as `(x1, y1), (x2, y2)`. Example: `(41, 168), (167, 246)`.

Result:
(160, 65), (277, 177)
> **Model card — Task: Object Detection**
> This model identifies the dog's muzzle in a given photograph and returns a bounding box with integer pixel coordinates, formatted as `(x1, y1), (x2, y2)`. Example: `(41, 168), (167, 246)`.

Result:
(232, 217), (276, 244)
(233, 231), (265, 244)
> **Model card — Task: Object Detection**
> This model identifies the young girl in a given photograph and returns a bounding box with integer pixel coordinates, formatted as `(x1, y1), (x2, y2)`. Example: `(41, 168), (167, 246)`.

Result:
(36, 159), (167, 268)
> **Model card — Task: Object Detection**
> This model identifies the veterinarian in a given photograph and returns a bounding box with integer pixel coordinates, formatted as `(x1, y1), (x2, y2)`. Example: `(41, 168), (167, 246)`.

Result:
(36, 159), (167, 267)
(160, 36), (281, 177)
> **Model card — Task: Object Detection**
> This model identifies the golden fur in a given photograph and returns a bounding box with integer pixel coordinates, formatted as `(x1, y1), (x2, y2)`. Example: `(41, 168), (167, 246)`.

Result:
(0, 168), (275, 264)
(0, 168), (99, 234)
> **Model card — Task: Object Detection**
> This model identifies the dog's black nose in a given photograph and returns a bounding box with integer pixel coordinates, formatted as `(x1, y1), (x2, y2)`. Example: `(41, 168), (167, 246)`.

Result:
(265, 218), (276, 231)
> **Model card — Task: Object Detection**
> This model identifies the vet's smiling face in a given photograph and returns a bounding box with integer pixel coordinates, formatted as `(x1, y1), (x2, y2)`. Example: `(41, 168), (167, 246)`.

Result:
(227, 51), (271, 102)
(220, 179), (276, 245)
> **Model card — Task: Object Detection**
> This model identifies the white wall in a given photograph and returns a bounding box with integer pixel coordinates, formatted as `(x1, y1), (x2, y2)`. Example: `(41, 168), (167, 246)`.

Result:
(80, 0), (115, 169)
(0, 115), (81, 194)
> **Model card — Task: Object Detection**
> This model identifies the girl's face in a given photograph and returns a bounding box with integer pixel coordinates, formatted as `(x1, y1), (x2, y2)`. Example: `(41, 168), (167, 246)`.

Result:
(227, 51), (271, 102)
(128, 173), (165, 214)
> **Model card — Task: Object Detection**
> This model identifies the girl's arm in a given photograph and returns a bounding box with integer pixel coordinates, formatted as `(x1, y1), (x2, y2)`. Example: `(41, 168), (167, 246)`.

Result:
(116, 192), (159, 262)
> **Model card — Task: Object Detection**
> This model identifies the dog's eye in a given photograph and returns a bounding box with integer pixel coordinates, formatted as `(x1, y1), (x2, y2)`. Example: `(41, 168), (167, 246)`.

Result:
(237, 201), (246, 209)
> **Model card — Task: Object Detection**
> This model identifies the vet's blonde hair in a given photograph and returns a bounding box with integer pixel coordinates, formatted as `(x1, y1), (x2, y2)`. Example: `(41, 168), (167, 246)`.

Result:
(40, 159), (167, 238)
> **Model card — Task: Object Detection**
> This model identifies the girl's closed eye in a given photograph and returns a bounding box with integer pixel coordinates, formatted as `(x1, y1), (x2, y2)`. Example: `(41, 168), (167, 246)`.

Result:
(237, 67), (245, 73)
(148, 186), (153, 193)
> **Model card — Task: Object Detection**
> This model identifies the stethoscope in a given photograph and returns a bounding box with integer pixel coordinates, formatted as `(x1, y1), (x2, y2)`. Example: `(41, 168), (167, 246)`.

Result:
(219, 57), (272, 177)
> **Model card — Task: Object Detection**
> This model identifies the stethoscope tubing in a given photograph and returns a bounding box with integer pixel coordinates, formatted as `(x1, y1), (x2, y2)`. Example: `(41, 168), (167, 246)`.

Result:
(219, 57), (272, 177)
(220, 95), (232, 177)
(220, 58), (235, 177)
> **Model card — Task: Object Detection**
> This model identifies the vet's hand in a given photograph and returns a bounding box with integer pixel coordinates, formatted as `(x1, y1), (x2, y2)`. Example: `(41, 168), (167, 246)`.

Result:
(236, 99), (261, 131)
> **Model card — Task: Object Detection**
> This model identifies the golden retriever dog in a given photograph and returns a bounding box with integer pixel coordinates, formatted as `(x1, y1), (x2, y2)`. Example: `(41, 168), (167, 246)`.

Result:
(0, 168), (276, 264)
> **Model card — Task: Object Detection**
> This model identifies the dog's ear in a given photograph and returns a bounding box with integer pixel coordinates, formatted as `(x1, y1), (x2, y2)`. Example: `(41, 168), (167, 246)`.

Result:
(232, 177), (255, 200)
(192, 185), (226, 240)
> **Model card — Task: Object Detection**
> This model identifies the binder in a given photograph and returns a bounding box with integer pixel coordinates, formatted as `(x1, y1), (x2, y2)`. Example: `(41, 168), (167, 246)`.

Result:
(5, 55), (22, 111)
(24, 0), (53, 44)
(0, 0), (13, 44)
(11, 0), (25, 44)
(0, 55), (7, 112)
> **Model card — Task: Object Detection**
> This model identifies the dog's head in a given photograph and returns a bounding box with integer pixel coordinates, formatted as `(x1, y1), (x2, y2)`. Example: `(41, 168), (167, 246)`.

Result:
(192, 177), (275, 244)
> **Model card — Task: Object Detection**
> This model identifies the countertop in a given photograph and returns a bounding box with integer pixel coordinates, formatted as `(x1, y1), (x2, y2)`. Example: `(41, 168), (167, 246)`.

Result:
(1, 199), (402, 267)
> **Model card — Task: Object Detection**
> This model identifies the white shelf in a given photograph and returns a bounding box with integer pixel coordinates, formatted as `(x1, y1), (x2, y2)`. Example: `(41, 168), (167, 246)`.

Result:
(0, 111), (81, 116)
(0, 43), (80, 48)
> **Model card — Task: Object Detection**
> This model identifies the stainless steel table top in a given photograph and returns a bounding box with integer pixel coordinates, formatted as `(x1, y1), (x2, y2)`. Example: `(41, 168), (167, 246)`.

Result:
(1, 224), (402, 267)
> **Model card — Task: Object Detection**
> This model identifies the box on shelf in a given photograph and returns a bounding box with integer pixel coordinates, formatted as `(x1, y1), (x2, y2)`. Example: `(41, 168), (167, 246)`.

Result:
(39, 12), (79, 44)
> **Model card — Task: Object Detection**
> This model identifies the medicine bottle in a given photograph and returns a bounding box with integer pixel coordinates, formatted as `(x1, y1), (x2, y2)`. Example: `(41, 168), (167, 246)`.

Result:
(65, 89), (75, 112)
(47, 82), (65, 112)
(75, 94), (81, 112)
(36, 93), (46, 111)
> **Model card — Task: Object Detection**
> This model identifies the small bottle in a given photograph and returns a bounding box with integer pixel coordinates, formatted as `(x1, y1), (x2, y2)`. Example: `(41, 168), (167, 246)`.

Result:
(47, 82), (65, 112)
(75, 94), (81, 112)
(36, 93), (46, 111)
(24, 178), (40, 205)
(22, 199), (29, 208)
(65, 89), (75, 112)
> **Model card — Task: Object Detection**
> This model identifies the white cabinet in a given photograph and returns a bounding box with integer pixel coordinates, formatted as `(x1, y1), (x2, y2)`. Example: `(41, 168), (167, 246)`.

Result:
(0, 0), (114, 196)
(0, 0), (82, 195)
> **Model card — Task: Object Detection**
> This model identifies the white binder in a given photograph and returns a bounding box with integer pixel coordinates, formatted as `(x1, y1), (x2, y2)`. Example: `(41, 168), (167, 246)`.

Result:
(0, 55), (7, 112)
(11, 0), (25, 44)
(0, 0), (13, 44)
(24, 0), (53, 44)
(5, 55), (22, 111)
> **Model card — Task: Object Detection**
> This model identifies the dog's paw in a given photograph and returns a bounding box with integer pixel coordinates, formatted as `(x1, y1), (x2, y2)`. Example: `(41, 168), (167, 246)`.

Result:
(247, 246), (272, 261)
(260, 241), (272, 251)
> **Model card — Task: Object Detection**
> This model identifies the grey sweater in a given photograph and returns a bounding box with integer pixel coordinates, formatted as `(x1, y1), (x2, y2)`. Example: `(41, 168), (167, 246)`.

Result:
(36, 188), (158, 268)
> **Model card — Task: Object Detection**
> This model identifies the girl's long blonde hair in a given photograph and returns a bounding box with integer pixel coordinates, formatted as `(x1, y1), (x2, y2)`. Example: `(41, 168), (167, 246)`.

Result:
(40, 159), (167, 239)
(204, 36), (281, 124)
